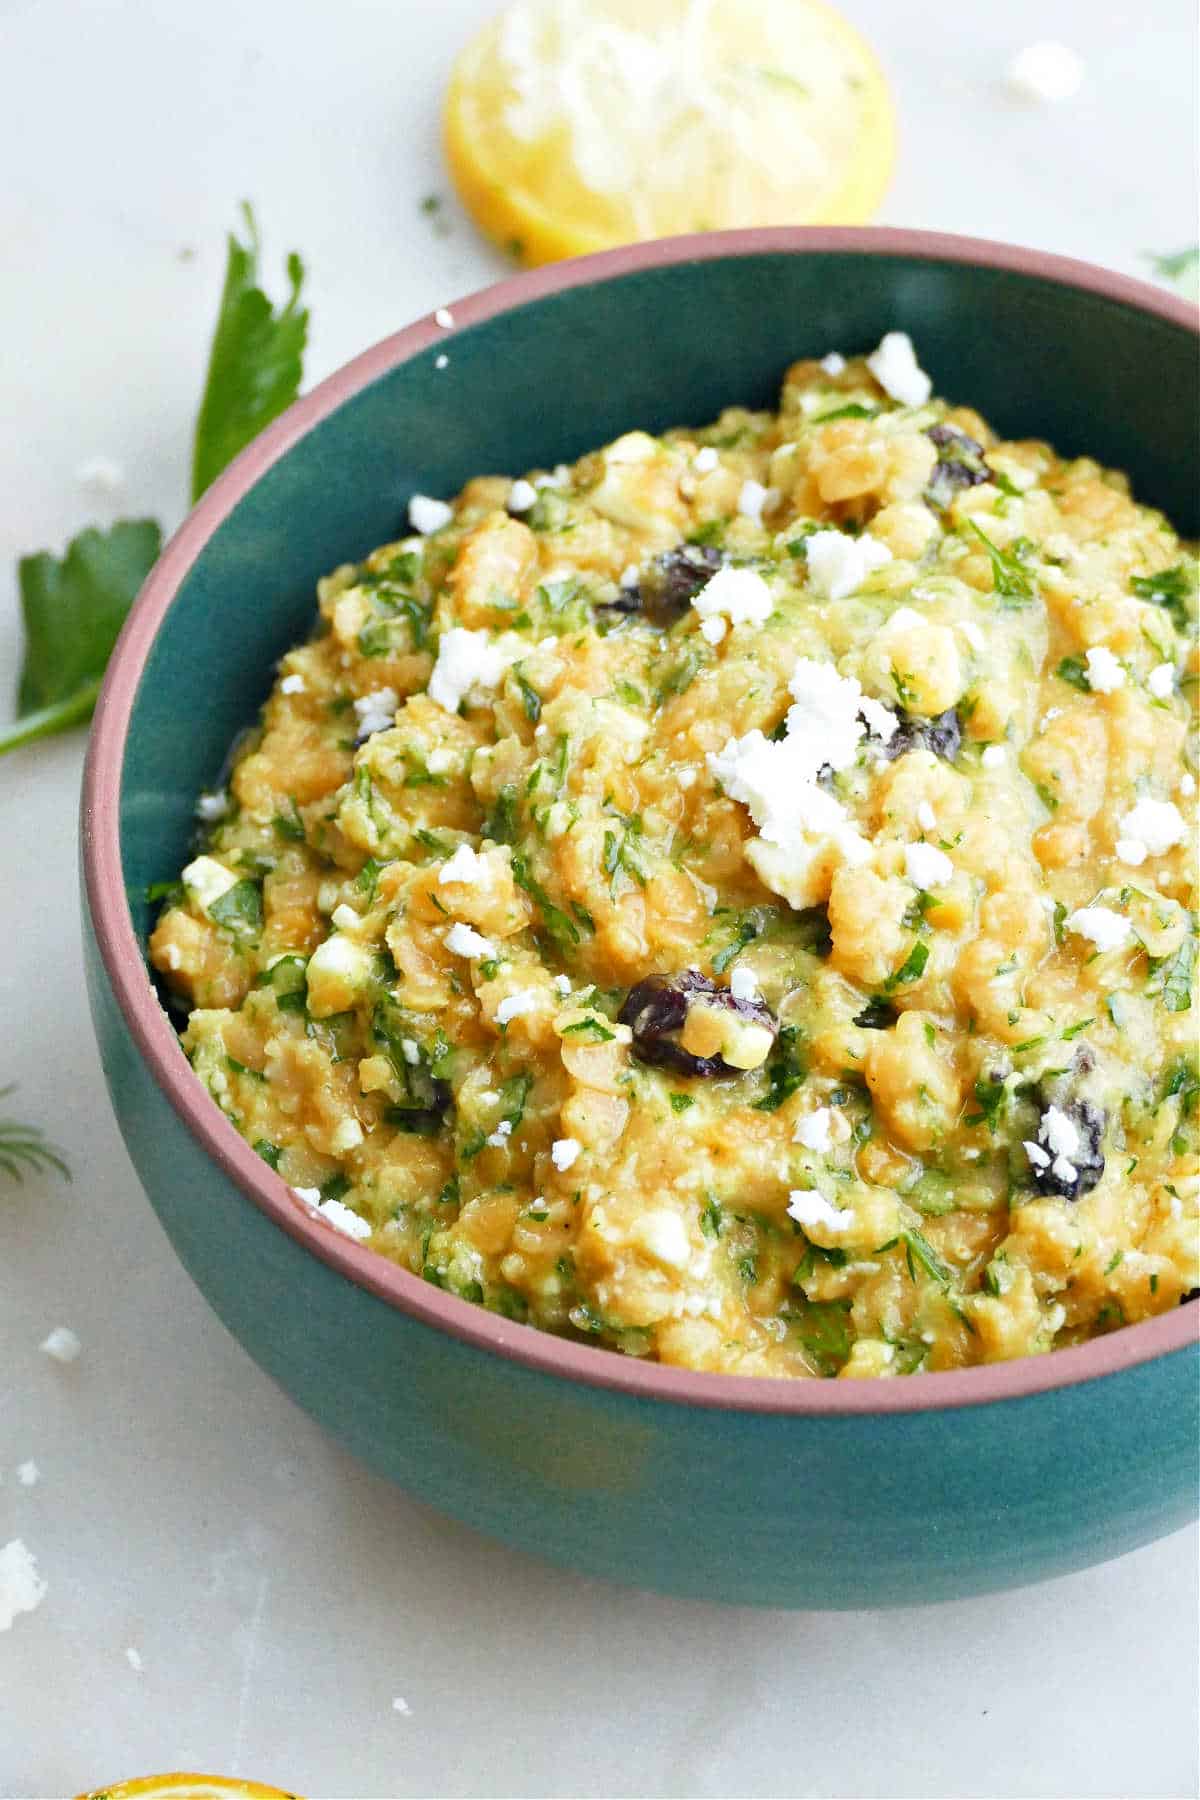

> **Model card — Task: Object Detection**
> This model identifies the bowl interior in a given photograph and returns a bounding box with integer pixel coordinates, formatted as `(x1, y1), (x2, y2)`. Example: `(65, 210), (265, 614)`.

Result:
(121, 245), (1198, 920)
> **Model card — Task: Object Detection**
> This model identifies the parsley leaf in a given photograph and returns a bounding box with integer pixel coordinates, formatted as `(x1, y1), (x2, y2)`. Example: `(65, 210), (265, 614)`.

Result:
(0, 520), (162, 758)
(1129, 562), (1197, 634)
(191, 202), (309, 502)
(967, 520), (1035, 605)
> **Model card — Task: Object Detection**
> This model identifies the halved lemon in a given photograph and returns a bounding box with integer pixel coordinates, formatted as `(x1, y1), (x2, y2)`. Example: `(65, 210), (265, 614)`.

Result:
(444, 0), (896, 265)
(76, 1779), (300, 1800)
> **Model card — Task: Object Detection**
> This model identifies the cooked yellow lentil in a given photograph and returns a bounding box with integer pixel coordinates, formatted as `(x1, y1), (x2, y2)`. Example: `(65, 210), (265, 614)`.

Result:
(149, 337), (1199, 1378)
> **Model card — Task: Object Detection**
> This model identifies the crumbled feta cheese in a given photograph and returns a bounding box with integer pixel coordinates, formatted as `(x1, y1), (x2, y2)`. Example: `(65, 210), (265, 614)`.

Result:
(291, 1186), (322, 1205)
(693, 446), (720, 473)
(1024, 1138), (1050, 1171)
(279, 673), (306, 695)
(330, 1118), (364, 1155)
(728, 965), (759, 1002)
(353, 687), (398, 737)
(633, 1209), (691, 1269)
(399, 1038), (421, 1066)
(1065, 905), (1132, 952)
(917, 801), (937, 833)
(0, 1539), (47, 1631)
(408, 494), (454, 535)
(619, 563), (640, 589)
(819, 351), (846, 375)
(981, 744), (1006, 768)
(445, 922), (496, 959)
(39, 1327), (81, 1364)
(496, 988), (539, 1025)
(691, 564), (773, 633)
(428, 626), (520, 713)
(331, 903), (360, 931)
(699, 615), (727, 645)
(1148, 663), (1176, 699)
(551, 1137), (581, 1171)
(793, 1108), (834, 1153)
(194, 790), (229, 822)
(1084, 646), (1125, 693)
(805, 528), (892, 601)
(125, 1647), (144, 1673)
(1117, 798), (1186, 856)
(858, 695), (898, 742)
(16, 1462), (39, 1488)
(785, 658), (872, 774)
(181, 854), (238, 914)
(439, 842), (485, 885)
(1115, 837), (1148, 867)
(737, 479), (770, 523)
(1007, 40), (1085, 102)
(305, 933), (374, 1014)
(315, 1197), (372, 1241)
(434, 306), (454, 328)
(1041, 1106), (1081, 1162)
(508, 477), (537, 513)
(1180, 772), (1196, 796)
(553, 974), (572, 995)
(904, 842), (953, 888)
(786, 1189), (852, 1233)
(866, 331), (932, 407)
(485, 1120), (514, 1149)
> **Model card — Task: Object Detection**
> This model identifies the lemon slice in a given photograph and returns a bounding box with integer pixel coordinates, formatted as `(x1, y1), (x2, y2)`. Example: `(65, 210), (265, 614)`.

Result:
(444, 0), (895, 265)
(76, 1779), (300, 1800)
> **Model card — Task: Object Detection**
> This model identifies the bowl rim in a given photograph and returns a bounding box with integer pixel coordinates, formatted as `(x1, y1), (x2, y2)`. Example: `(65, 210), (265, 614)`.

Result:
(81, 224), (1199, 1417)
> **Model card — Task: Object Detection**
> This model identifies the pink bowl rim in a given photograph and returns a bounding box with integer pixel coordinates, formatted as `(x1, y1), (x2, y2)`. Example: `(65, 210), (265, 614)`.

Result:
(81, 224), (1199, 1417)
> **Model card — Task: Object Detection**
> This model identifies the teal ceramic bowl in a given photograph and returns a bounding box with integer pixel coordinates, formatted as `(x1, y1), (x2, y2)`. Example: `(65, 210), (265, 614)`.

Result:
(82, 228), (1199, 1607)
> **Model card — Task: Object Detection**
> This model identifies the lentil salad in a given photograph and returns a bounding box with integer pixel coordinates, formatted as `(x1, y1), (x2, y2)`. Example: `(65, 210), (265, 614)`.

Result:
(149, 333), (1199, 1378)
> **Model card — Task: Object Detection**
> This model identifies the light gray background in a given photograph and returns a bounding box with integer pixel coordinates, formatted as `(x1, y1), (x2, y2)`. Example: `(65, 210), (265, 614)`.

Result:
(1, 1), (1197, 1794)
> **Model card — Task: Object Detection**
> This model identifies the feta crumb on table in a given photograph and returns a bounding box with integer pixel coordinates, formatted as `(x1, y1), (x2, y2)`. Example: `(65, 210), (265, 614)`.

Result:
(0, 1539), (46, 1631)
(39, 1327), (81, 1364)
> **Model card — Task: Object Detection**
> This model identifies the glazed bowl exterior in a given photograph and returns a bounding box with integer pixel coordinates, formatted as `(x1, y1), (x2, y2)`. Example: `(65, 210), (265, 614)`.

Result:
(82, 228), (1199, 1607)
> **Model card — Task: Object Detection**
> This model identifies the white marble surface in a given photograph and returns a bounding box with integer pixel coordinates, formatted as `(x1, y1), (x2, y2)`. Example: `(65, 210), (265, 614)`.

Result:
(1, 0), (1197, 1793)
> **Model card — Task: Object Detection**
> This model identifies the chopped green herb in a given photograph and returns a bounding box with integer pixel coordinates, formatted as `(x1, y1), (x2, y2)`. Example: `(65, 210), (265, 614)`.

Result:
(670, 1092), (695, 1114)
(884, 940), (929, 991)
(967, 520), (1035, 604)
(272, 797), (305, 842)
(1056, 654), (1089, 690)
(515, 671), (542, 724)
(512, 852), (582, 947)
(208, 878), (264, 940)
(560, 1017), (615, 1042)
(1130, 561), (1197, 633)
(754, 1025), (806, 1111)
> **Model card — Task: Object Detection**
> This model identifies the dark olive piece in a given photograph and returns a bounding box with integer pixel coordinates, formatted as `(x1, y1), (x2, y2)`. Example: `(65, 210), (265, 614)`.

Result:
(881, 707), (963, 764)
(1029, 1096), (1106, 1202)
(924, 423), (994, 511)
(618, 969), (777, 1078)
(604, 545), (724, 625)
